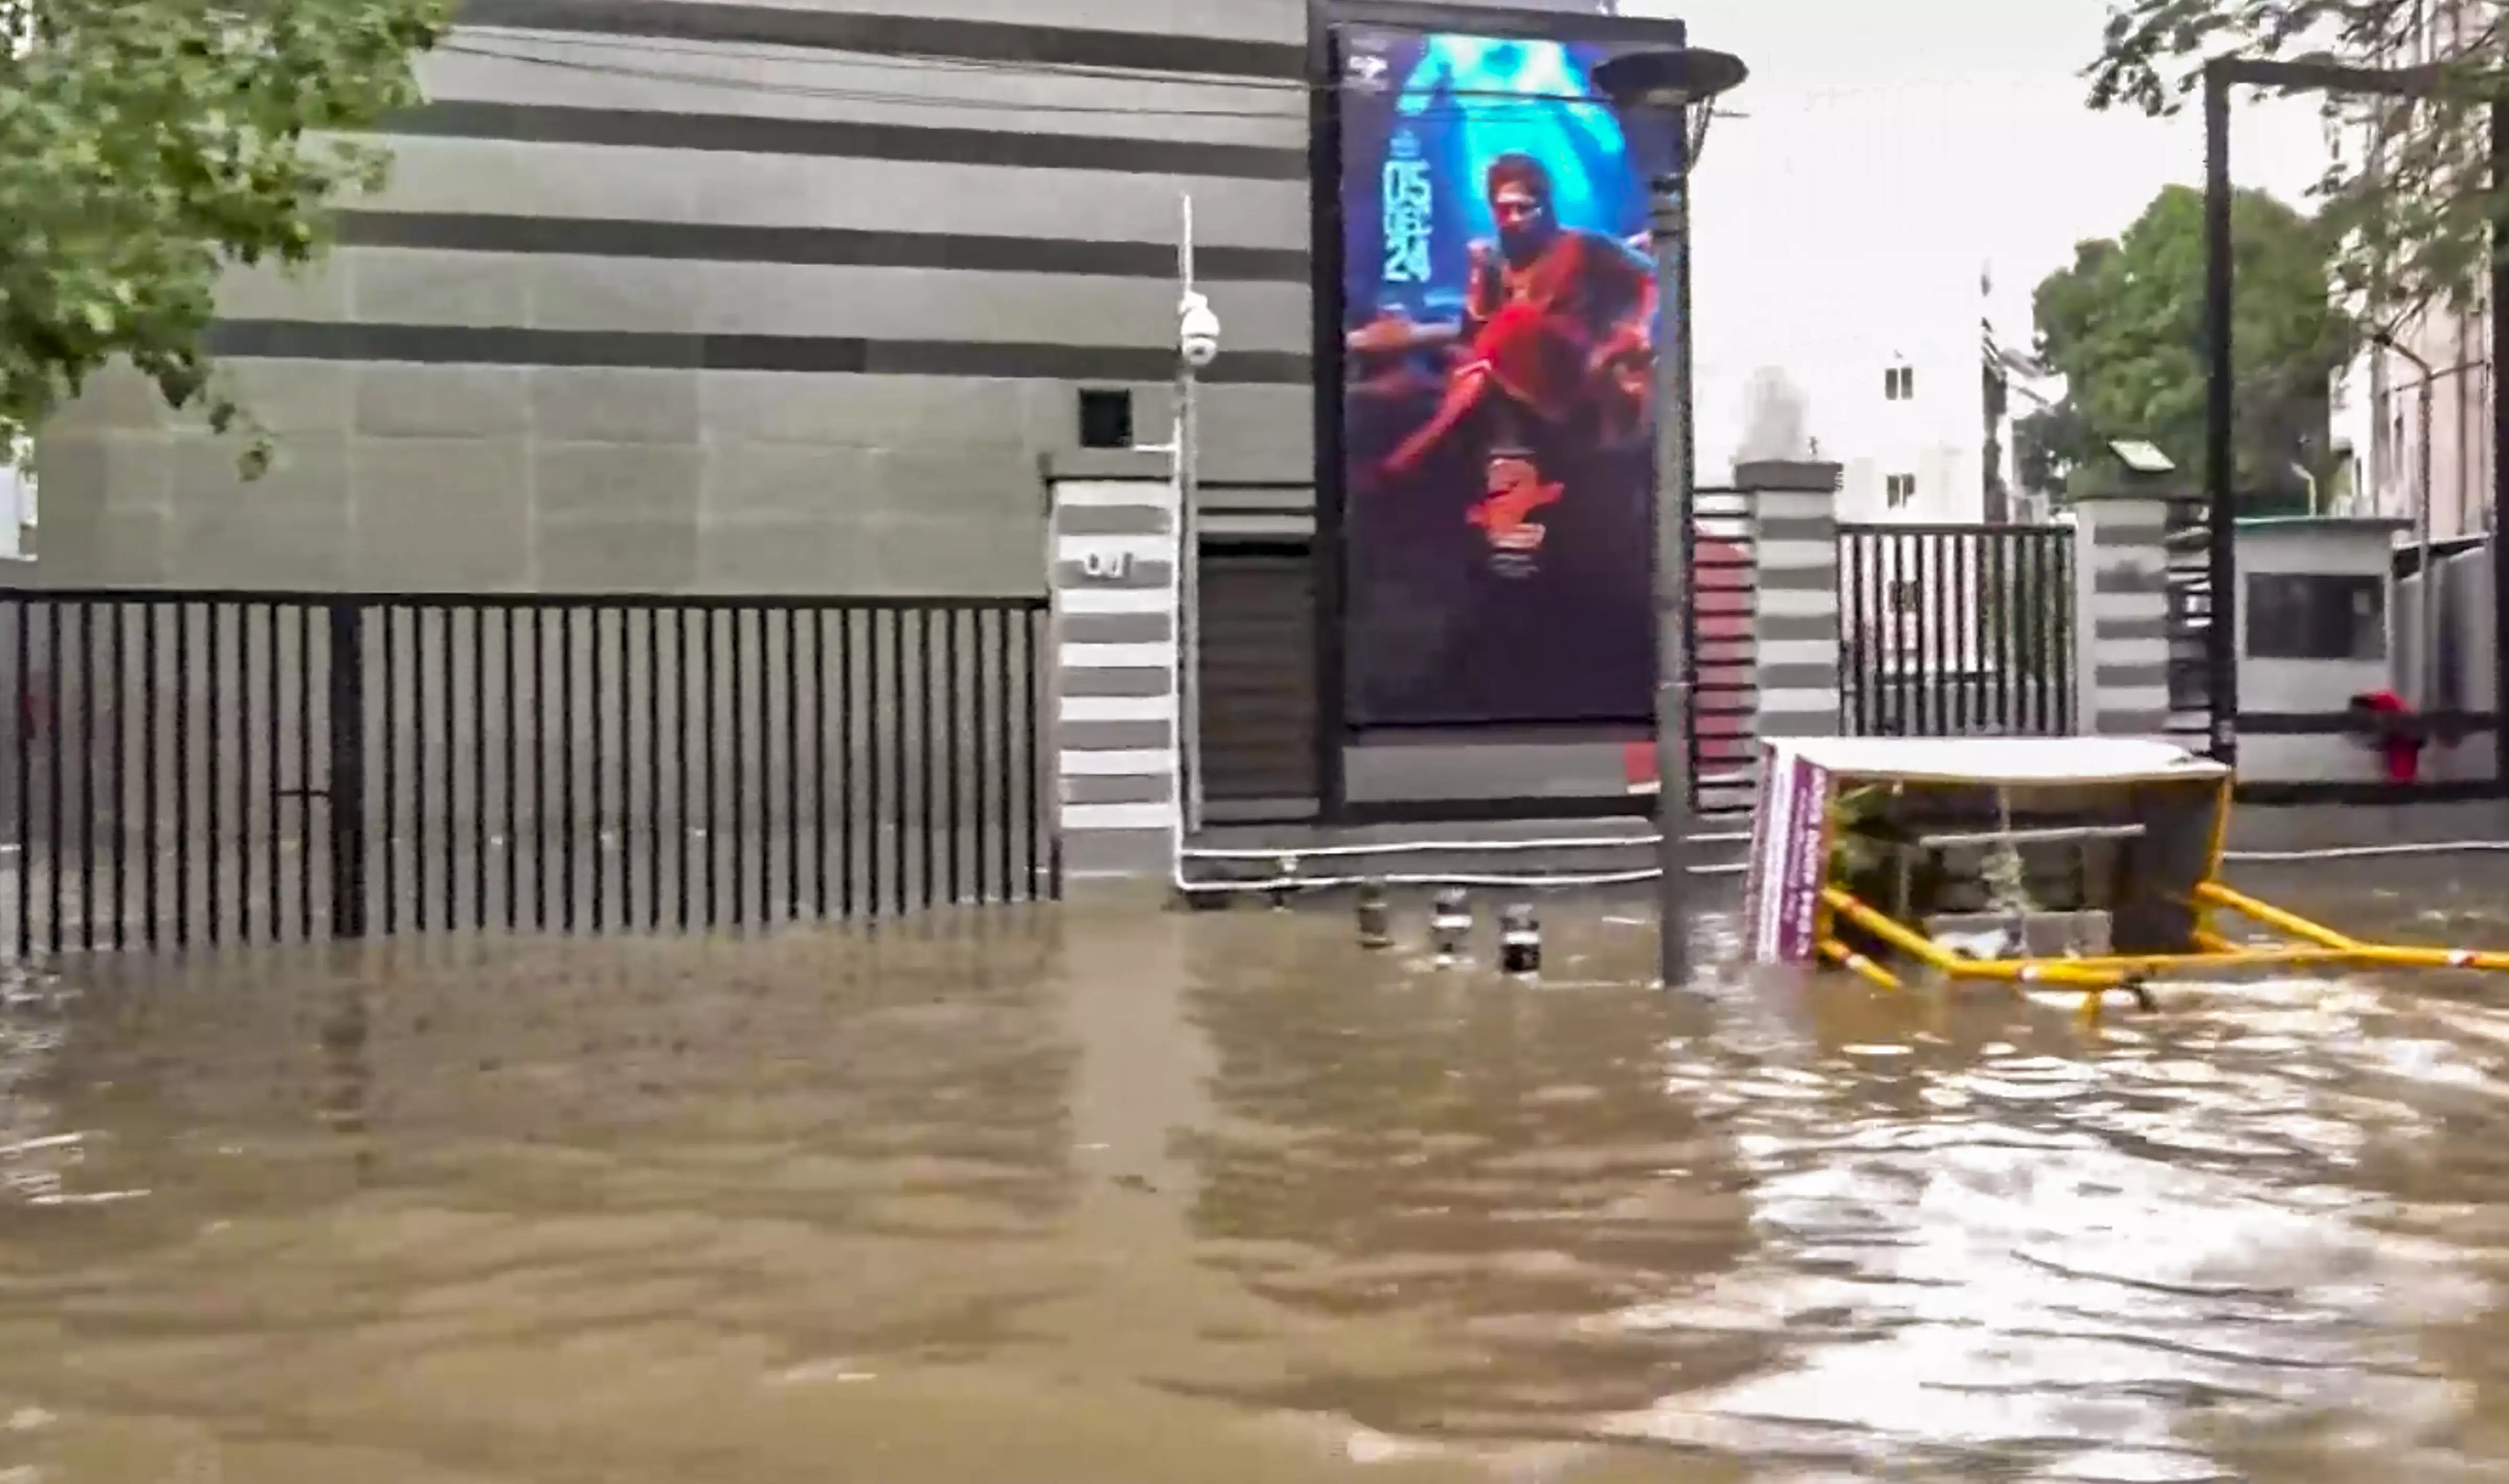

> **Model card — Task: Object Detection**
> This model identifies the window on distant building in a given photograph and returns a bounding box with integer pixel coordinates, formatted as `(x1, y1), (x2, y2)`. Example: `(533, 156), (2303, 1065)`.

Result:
(1884, 473), (1917, 508)
(1884, 364), (1914, 400)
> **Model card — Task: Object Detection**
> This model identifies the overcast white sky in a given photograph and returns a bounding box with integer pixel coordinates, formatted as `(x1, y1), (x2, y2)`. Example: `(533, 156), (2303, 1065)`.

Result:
(1612, 0), (2334, 461)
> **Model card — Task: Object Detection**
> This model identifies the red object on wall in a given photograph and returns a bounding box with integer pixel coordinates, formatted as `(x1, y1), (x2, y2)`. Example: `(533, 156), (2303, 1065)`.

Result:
(2352, 689), (2423, 783)
(1622, 534), (1757, 795)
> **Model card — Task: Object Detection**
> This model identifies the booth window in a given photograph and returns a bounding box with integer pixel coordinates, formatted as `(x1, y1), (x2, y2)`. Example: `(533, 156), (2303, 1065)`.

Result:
(2244, 573), (2385, 660)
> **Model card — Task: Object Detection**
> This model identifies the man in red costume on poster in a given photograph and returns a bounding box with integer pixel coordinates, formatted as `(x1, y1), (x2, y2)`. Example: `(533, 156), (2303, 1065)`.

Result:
(1342, 149), (1742, 731)
(1348, 151), (1657, 517)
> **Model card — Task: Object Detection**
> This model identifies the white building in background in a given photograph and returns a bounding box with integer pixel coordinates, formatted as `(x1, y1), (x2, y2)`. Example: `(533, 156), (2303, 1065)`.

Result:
(2342, 0), (2490, 538)
(0, 438), (28, 561)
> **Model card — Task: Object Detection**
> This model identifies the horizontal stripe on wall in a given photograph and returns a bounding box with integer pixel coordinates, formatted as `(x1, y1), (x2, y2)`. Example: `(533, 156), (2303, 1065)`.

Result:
(1059, 747), (1176, 776)
(367, 137), (1313, 252)
(2238, 709), (2501, 734)
(339, 212), (1309, 281)
(393, 101), (1308, 179)
(1061, 641), (1176, 668)
(460, 0), (1307, 79)
(206, 320), (1310, 382)
(1061, 694), (1176, 722)
(1062, 801), (1175, 831)
(1058, 586), (1172, 615)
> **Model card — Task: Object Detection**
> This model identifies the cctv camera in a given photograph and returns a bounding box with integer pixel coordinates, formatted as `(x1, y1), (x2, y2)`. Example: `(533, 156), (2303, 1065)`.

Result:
(1178, 291), (1221, 369)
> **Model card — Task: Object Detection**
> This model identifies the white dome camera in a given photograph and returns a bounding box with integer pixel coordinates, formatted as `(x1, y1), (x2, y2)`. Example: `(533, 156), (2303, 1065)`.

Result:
(1178, 291), (1221, 369)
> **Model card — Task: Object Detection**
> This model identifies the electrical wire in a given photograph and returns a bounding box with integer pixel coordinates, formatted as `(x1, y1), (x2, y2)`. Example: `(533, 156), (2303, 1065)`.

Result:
(438, 38), (1644, 122)
(2223, 839), (2509, 862)
(1171, 861), (1742, 895)
(1181, 831), (1748, 860)
(1169, 833), (2509, 895)
(454, 24), (2079, 109)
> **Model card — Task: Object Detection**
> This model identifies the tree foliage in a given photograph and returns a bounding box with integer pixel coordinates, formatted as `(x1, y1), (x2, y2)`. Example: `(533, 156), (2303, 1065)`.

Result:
(2023, 183), (2353, 495)
(2087, 0), (2502, 326)
(1, 0), (446, 471)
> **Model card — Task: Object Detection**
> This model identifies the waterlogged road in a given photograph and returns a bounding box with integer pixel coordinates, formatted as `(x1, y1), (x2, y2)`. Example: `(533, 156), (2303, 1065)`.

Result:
(5, 866), (2509, 1481)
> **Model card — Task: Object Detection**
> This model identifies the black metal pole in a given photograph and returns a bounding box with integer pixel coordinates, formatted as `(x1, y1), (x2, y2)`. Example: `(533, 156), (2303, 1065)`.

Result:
(2202, 59), (2240, 765)
(1647, 169), (1694, 990)
(329, 602), (368, 938)
(2490, 99), (2509, 794)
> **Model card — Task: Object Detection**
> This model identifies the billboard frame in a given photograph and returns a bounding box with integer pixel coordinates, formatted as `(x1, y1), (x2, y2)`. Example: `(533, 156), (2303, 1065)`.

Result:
(1306, 0), (1692, 823)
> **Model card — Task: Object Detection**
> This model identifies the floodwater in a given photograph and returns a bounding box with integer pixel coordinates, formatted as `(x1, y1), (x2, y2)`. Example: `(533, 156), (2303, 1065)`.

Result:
(7, 867), (2509, 1482)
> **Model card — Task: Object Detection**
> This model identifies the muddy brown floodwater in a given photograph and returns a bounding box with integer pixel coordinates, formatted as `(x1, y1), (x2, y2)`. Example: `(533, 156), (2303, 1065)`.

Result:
(7, 864), (2509, 1482)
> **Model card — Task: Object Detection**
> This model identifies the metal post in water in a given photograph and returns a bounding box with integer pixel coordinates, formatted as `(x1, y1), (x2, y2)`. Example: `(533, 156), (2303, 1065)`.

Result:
(2489, 101), (2509, 783)
(1355, 879), (1392, 948)
(1430, 887), (1471, 960)
(2200, 57), (2239, 765)
(1268, 854), (1298, 911)
(1644, 172), (1694, 990)
(1594, 43), (1748, 991)
(1499, 903), (1541, 974)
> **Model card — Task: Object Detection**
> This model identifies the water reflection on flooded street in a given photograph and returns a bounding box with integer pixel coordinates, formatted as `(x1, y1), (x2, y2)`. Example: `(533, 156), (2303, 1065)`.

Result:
(7, 866), (2509, 1480)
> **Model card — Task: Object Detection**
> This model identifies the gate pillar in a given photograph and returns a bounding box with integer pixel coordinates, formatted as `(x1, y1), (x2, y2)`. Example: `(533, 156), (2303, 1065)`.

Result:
(1736, 458), (1844, 742)
(2069, 493), (2173, 741)
(1043, 449), (1180, 881)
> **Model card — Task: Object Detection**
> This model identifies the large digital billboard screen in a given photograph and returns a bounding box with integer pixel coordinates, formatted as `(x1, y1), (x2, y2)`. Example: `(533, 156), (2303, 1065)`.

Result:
(1334, 25), (1684, 730)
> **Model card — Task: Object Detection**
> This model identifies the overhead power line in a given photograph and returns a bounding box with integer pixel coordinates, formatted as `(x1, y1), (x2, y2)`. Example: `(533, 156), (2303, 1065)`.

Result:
(438, 27), (2046, 125)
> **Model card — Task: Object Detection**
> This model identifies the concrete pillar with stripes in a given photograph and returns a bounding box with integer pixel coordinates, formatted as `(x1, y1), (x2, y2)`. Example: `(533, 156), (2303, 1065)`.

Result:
(1737, 458), (1844, 740)
(1044, 455), (1180, 879)
(2068, 493), (2172, 739)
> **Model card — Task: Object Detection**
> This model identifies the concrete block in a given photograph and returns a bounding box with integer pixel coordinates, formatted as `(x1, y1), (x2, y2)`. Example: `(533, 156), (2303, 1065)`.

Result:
(354, 364), (533, 439)
(530, 367), (701, 445)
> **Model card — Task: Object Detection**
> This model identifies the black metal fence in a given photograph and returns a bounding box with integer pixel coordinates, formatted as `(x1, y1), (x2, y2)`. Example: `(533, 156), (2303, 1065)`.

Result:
(0, 590), (1054, 956)
(1839, 524), (2076, 737)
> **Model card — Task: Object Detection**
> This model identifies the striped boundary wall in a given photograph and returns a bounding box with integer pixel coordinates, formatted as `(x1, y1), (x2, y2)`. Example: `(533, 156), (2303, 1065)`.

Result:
(2070, 493), (2172, 740)
(1048, 474), (1180, 878)
(1739, 460), (1844, 742)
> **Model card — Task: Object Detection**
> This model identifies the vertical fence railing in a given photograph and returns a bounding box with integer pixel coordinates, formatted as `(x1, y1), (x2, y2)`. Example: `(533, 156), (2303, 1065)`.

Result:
(1838, 525), (2075, 738)
(0, 591), (1053, 956)
(1689, 487), (1759, 818)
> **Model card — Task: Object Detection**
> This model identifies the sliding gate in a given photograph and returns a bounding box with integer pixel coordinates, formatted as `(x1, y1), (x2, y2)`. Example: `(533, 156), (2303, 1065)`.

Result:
(1838, 523), (2076, 736)
(0, 591), (1055, 956)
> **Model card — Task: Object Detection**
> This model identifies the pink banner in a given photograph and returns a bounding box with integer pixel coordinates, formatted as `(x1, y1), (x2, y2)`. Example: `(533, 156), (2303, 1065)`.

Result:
(1741, 742), (1829, 964)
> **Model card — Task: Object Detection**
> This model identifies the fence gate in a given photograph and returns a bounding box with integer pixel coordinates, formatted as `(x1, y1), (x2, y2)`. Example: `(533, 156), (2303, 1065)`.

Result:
(0, 591), (1055, 957)
(1839, 524), (2076, 737)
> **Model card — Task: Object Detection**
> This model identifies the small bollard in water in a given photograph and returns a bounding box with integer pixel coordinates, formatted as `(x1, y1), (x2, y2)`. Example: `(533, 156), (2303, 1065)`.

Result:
(1430, 888), (1472, 959)
(1499, 903), (1541, 974)
(1268, 854), (1300, 911)
(1355, 880), (1392, 948)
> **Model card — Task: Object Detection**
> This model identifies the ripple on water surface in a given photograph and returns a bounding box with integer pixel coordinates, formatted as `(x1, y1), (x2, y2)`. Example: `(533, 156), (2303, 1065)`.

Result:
(0, 878), (2506, 1481)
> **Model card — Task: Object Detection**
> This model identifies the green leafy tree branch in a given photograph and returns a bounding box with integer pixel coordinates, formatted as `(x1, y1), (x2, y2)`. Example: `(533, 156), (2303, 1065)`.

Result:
(2086, 0), (2503, 326)
(0, 0), (446, 474)
(2023, 184), (2354, 496)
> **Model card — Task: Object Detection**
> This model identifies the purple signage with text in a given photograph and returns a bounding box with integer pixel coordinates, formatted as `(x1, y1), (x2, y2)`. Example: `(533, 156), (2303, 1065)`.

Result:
(1742, 743), (1830, 964)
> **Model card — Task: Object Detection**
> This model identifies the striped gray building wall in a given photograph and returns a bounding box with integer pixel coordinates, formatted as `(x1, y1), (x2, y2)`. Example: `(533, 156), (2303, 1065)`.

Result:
(31, 0), (1324, 594)
(32, 0), (1616, 596)
(2070, 494), (2172, 739)
(1740, 459), (1844, 740)
(1046, 459), (1179, 878)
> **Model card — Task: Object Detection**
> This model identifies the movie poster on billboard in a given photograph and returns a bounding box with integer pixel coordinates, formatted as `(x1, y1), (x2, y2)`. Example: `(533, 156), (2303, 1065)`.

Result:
(1334, 24), (1684, 730)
